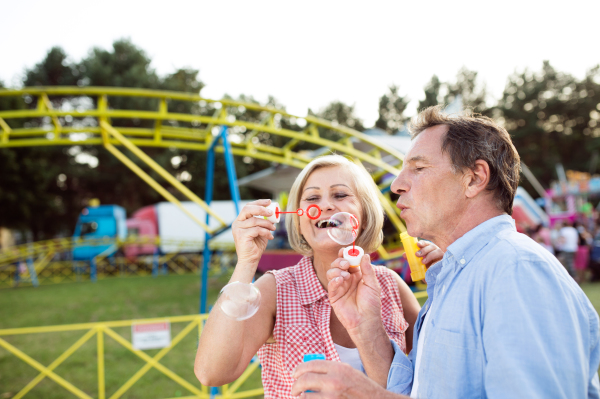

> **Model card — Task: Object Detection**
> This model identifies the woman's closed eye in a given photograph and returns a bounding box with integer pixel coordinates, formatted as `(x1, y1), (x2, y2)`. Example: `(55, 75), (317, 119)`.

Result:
(333, 193), (349, 200)
(303, 192), (351, 202)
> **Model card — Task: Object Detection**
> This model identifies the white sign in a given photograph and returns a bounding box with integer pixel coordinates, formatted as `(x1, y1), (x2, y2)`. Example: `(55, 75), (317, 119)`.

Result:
(132, 321), (171, 350)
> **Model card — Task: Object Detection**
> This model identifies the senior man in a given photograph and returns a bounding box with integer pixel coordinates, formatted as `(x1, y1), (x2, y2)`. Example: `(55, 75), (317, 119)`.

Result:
(292, 106), (600, 398)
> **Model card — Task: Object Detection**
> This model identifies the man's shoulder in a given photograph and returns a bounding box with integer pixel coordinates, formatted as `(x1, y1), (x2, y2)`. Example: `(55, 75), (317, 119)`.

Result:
(478, 228), (590, 305)
(472, 228), (566, 282)
(489, 228), (558, 265)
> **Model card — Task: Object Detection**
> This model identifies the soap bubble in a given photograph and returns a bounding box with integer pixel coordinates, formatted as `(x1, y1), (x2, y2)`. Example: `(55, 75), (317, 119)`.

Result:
(327, 212), (359, 245)
(219, 282), (261, 320)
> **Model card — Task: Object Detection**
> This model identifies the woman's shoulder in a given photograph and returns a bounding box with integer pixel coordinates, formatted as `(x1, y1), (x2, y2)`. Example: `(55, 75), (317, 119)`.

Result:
(373, 264), (399, 283)
(267, 256), (311, 285)
(372, 265), (405, 299)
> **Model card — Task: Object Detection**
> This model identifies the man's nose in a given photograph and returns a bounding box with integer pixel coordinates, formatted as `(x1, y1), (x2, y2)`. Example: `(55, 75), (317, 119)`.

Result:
(391, 170), (408, 196)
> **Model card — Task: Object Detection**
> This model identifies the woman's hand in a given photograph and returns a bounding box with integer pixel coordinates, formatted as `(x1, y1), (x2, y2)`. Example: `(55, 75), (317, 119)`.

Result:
(326, 250), (382, 334)
(231, 199), (276, 271)
(416, 240), (444, 266)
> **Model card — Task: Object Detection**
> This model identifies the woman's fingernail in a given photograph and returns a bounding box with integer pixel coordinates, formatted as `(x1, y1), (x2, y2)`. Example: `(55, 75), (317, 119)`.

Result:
(340, 261), (349, 267)
(341, 271), (350, 277)
(416, 251), (422, 256)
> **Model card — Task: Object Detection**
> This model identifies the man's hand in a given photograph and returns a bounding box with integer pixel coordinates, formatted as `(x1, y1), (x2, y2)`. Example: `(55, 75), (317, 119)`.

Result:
(292, 360), (403, 398)
(326, 251), (382, 334)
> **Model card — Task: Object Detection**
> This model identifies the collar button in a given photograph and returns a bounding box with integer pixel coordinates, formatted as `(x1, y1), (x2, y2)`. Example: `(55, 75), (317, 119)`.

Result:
(460, 258), (466, 265)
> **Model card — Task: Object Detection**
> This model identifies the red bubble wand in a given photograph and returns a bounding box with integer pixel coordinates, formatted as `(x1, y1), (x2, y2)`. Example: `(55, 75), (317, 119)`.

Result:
(348, 216), (360, 256)
(274, 204), (322, 220)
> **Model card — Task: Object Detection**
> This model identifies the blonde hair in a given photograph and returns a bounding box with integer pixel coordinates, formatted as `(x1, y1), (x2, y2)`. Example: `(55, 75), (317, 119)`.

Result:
(285, 155), (384, 256)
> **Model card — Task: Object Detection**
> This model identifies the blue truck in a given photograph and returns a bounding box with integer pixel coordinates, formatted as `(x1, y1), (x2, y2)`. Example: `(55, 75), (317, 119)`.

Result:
(72, 205), (127, 261)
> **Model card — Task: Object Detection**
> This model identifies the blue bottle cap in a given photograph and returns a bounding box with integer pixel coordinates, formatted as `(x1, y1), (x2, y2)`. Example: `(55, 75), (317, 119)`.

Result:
(303, 353), (326, 362)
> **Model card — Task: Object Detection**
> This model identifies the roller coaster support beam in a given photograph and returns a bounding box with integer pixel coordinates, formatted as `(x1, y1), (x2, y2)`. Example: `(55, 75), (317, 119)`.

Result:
(200, 126), (241, 314)
(100, 121), (227, 233)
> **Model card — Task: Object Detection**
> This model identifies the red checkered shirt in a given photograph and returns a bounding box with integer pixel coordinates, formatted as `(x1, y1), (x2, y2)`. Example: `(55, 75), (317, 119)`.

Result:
(257, 256), (409, 398)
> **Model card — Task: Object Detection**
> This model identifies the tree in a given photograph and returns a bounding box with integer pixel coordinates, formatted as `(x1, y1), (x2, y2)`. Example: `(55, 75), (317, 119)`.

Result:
(443, 67), (488, 114)
(0, 81), (78, 240)
(496, 61), (600, 190)
(23, 47), (80, 87)
(375, 85), (410, 133)
(418, 69), (488, 114)
(418, 75), (442, 111)
(1, 40), (216, 239)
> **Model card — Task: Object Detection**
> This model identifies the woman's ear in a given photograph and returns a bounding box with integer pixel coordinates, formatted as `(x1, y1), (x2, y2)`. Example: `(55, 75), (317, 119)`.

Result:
(465, 159), (491, 199)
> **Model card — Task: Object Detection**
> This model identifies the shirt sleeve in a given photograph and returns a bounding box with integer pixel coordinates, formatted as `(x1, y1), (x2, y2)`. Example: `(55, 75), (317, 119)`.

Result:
(386, 339), (413, 395)
(589, 373), (600, 399)
(483, 258), (599, 398)
(587, 301), (600, 399)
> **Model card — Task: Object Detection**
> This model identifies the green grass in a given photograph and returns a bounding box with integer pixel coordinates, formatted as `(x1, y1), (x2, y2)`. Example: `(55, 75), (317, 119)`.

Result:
(2, 275), (600, 398)
(0, 273), (263, 399)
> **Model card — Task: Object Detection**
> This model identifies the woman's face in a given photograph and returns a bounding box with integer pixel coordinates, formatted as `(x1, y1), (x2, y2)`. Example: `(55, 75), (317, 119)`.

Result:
(298, 166), (363, 255)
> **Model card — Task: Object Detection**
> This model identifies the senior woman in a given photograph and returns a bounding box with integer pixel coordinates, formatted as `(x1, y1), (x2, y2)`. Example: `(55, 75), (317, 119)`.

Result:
(194, 155), (441, 398)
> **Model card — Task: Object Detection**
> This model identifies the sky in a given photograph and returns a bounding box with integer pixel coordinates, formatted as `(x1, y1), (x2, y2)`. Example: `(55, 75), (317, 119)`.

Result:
(1, 0), (599, 127)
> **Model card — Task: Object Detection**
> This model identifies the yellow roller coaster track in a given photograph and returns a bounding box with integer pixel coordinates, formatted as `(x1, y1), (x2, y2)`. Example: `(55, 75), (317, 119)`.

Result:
(0, 86), (406, 260)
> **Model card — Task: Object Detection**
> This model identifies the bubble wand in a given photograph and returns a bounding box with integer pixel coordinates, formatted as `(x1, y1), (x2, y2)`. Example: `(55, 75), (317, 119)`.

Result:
(327, 212), (364, 267)
(255, 203), (322, 222)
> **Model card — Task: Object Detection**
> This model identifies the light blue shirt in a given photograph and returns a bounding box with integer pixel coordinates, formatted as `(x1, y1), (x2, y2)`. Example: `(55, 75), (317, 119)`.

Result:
(387, 215), (600, 398)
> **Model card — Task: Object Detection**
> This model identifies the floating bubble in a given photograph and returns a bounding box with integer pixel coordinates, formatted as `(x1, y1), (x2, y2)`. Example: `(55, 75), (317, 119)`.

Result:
(219, 281), (261, 321)
(327, 212), (359, 246)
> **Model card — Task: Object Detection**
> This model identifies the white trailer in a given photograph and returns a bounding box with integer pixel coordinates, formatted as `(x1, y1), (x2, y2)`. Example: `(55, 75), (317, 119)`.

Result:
(156, 200), (251, 253)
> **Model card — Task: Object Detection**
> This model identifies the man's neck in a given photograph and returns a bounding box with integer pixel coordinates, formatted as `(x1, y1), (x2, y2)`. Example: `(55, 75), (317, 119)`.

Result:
(434, 206), (506, 252)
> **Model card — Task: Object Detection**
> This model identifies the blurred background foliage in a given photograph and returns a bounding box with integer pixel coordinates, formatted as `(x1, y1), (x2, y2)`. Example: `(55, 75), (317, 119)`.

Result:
(1, 39), (599, 240)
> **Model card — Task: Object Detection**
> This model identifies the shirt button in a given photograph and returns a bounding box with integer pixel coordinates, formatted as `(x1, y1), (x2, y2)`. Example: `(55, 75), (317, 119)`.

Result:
(460, 258), (466, 265)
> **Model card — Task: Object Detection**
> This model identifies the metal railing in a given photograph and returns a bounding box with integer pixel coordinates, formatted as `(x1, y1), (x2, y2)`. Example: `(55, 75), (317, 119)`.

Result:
(0, 87), (407, 251)
(0, 236), (236, 288)
(0, 314), (263, 399)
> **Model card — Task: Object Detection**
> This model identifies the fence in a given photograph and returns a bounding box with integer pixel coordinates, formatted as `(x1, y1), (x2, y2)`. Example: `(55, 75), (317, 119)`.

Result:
(0, 236), (237, 288)
(0, 315), (263, 399)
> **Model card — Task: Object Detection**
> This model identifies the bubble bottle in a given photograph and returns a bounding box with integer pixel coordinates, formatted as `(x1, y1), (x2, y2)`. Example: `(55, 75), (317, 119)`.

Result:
(399, 232), (427, 281)
(302, 353), (326, 393)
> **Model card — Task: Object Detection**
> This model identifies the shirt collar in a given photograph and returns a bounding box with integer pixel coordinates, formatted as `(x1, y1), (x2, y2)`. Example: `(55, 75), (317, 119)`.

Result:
(296, 256), (329, 306)
(446, 214), (516, 269)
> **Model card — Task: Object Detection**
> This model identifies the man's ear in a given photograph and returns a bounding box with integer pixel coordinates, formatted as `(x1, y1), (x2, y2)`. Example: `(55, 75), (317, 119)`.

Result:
(465, 160), (491, 199)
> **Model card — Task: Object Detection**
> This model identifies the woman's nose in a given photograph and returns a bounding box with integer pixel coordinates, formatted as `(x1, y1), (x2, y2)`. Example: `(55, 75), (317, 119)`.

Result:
(319, 198), (335, 212)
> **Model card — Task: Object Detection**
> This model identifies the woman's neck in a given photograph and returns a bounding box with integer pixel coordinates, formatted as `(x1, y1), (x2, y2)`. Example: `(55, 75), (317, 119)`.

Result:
(312, 250), (340, 289)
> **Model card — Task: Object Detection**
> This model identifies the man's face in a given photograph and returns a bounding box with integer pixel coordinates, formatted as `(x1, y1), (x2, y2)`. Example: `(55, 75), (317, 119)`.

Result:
(390, 125), (467, 241)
